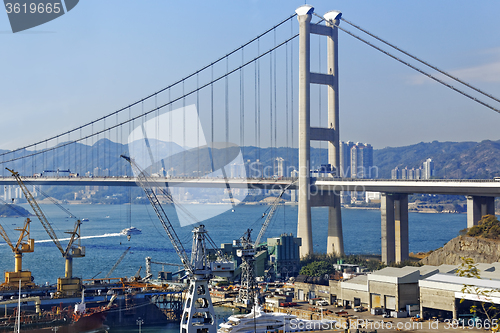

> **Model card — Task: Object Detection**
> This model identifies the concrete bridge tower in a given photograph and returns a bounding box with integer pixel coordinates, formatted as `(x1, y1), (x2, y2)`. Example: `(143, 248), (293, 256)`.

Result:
(296, 5), (344, 257)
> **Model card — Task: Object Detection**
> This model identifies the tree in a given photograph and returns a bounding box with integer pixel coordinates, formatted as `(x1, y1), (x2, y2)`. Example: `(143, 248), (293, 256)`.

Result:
(467, 215), (500, 239)
(299, 261), (334, 277)
(456, 257), (499, 329)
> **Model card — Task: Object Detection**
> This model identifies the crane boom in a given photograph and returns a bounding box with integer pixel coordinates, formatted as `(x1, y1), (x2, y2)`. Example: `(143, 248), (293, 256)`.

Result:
(0, 224), (14, 251)
(253, 182), (294, 248)
(105, 247), (130, 278)
(121, 155), (192, 273)
(64, 220), (82, 256)
(7, 168), (64, 254)
(7, 168), (84, 296)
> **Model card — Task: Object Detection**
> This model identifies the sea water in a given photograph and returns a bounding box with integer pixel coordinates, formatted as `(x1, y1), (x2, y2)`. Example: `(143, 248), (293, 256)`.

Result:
(0, 203), (466, 331)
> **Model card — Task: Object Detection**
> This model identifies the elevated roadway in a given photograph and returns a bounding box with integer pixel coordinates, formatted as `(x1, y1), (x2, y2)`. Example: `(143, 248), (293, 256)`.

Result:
(1, 176), (499, 196)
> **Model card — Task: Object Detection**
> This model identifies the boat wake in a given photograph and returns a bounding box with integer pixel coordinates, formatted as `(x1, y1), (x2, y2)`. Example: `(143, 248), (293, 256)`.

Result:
(34, 233), (122, 243)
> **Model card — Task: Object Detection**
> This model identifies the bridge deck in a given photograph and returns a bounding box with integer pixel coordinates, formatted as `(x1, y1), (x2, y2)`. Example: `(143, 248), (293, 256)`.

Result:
(1, 177), (499, 196)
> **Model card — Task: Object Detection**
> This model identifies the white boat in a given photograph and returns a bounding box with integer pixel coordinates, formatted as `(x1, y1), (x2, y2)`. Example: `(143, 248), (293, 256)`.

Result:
(218, 305), (335, 333)
(81, 218), (89, 222)
(120, 227), (142, 236)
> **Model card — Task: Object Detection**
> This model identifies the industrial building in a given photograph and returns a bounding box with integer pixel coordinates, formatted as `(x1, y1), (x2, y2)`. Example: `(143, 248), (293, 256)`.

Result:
(267, 234), (301, 279)
(293, 263), (500, 320)
(209, 233), (301, 282)
(419, 262), (500, 319)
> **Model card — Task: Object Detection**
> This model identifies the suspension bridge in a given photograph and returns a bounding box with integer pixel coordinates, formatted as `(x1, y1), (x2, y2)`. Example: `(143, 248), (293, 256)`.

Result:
(1, 5), (500, 264)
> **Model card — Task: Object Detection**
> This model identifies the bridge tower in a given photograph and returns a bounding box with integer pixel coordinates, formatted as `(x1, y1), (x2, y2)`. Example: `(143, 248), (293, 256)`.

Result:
(296, 5), (344, 257)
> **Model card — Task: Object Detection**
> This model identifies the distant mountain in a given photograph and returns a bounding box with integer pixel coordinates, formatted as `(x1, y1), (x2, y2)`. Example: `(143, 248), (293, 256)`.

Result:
(1, 138), (499, 180)
(0, 204), (31, 217)
(374, 140), (500, 179)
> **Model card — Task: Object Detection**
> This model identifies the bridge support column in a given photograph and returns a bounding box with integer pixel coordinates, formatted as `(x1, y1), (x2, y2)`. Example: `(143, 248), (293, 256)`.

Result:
(467, 196), (495, 228)
(381, 193), (408, 264)
(296, 5), (313, 257)
(296, 5), (344, 257)
(326, 10), (343, 256)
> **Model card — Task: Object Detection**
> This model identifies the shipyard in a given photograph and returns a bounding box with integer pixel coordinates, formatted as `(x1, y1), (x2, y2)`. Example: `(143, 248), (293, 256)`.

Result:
(2, 1), (500, 333)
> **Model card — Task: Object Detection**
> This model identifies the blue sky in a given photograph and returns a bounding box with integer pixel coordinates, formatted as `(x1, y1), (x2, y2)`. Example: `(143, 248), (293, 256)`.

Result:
(1, 0), (500, 150)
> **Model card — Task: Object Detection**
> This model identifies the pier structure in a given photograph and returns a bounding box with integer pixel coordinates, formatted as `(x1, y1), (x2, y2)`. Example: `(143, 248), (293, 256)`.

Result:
(379, 193), (497, 264)
(466, 195), (495, 228)
(296, 5), (344, 257)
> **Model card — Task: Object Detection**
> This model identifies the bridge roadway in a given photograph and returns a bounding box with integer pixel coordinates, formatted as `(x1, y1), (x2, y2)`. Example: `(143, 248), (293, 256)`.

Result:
(2, 175), (500, 264)
(0, 176), (500, 196)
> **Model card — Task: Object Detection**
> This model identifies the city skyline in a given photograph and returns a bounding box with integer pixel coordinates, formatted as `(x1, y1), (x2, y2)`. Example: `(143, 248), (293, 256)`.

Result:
(1, 1), (500, 151)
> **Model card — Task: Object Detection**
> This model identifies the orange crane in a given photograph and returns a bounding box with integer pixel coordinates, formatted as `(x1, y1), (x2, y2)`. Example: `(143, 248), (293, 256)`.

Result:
(0, 217), (35, 289)
(7, 168), (85, 297)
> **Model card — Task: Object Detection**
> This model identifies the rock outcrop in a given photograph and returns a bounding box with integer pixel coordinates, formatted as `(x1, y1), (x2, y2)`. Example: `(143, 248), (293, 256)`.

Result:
(420, 236), (500, 266)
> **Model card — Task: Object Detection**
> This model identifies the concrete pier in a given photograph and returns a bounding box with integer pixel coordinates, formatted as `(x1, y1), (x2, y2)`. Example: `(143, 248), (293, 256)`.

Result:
(296, 5), (344, 257)
(467, 195), (495, 228)
(296, 5), (314, 257)
(325, 10), (343, 256)
(381, 193), (409, 264)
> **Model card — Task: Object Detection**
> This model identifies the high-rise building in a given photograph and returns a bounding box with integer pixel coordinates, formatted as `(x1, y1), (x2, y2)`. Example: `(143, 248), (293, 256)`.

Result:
(391, 167), (400, 179)
(339, 141), (374, 204)
(401, 167), (408, 180)
(340, 141), (354, 178)
(274, 157), (286, 178)
(423, 158), (435, 179)
(415, 167), (422, 180)
(350, 142), (373, 179)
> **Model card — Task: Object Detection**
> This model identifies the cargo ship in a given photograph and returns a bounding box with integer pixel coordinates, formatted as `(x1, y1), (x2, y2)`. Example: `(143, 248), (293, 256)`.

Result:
(0, 279), (183, 330)
(0, 287), (110, 333)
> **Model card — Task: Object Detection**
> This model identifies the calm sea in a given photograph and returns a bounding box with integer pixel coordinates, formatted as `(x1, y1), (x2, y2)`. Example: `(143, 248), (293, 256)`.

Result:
(0, 203), (466, 331)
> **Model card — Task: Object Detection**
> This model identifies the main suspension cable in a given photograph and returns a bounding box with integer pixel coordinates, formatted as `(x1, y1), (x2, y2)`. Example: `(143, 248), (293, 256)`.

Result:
(341, 17), (500, 105)
(313, 13), (500, 114)
(0, 13), (298, 160)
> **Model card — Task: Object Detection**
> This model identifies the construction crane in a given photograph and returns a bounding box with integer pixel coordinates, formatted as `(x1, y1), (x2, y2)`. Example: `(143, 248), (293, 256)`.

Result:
(0, 217), (35, 289)
(105, 247), (131, 279)
(253, 182), (294, 249)
(235, 183), (294, 307)
(235, 229), (258, 307)
(7, 168), (85, 297)
(122, 154), (230, 333)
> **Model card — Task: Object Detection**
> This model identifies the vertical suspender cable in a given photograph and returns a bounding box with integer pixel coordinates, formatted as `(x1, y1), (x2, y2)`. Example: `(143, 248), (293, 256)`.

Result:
(274, 28), (277, 171)
(254, 59), (258, 177)
(91, 123), (94, 176)
(129, 107), (131, 176)
(285, 41), (289, 175)
(290, 19), (295, 169)
(33, 144), (36, 175)
(116, 113), (119, 176)
(182, 81), (186, 176)
(104, 117), (106, 173)
(155, 94), (159, 174)
(79, 128), (82, 176)
(318, 35), (323, 162)
(55, 136), (58, 173)
(257, 39), (261, 173)
(196, 73), (200, 176)
(169, 88), (172, 175)
(269, 50), (273, 172)
(240, 48), (245, 160)
(225, 56), (229, 164)
(211, 65), (214, 155)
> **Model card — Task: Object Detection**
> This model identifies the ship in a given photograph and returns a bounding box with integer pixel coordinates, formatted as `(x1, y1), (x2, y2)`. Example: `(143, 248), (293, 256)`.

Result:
(120, 227), (142, 236)
(0, 280), (183, 330)
(0, 289), (110, 333)
(218, 305), (336, 333)
(0, 307), (110, 332)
